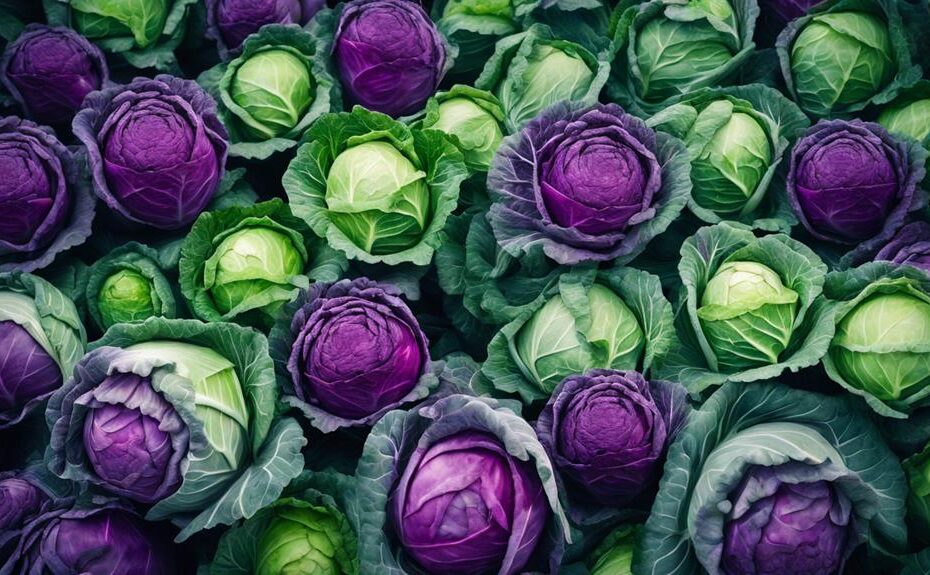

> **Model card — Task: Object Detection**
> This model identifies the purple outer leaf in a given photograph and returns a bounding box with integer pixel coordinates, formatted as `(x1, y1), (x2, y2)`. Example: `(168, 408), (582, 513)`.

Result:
(487, 101), (690, 265)
(205, 0), (326, 58)
(72, 74), (228, 231)
(875, 221), (930, 273)
(0, 24), (109, 125)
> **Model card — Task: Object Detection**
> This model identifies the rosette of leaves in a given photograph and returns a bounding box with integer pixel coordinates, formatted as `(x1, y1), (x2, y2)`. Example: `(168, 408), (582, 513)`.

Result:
(637, 381), (907, 575)
(283, 106), (468, 267)
(822, 262), (930, 418)
(475, 23), (610, 132)
(208, 470), (358, 575)
(85, 242), (179, 335)
(0, 272), (85, 430)
(355, 393), (570, 574)
(481, 265), (675, 404)
(179, 199), (347, 330)
(776, 0), (922, 118)
(646, 84), (809, 231)
(658, 222), (834, 394)
(46, 318), (307, 541)
(197, 24), (338, 161)
(607, 0), (759, 116)
(44, 0), (200, 71)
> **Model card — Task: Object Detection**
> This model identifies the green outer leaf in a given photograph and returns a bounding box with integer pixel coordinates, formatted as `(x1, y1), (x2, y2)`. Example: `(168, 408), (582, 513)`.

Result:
(646, 84), (808, 232)
(85, 242), (178, 333)
(37, 258), (90, 321)
(179, 199), (347, 328)
(634, 381), (907, 575)
(481, 266), (675, 404)
(198, 24), (340, 161)
(474, 23), (610, 132)
(658, 222), (833, 394)
(775, 0), (923, 118)
(354, 394), (569, 574)
(903, 438), (930, 545)
(822, 262), (930, 418)
(607, 0), (760, 117)
(283, 106), (468, 266)
(902, 549), (930, 575)
(209, 471), (360, 575)
(589, 525), (640, 575)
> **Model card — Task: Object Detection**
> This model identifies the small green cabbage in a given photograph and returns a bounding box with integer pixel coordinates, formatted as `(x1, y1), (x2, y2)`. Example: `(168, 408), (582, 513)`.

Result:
(230, 48), (314, 140)
(831, 292), (930, 402)
(789, 11), (894, 117)
(255, 505), (344, 575)
(498, 43), (595, 130)
(879, 98), (930, 144)
(698, 261), (799, 371)
(97, 269), (156, 329)
(443, 0), (513, 19)
(431, 97), (503, 171)
(514, 284), (645, 393)
(205, 226), (306, 317)
(72, 0), (170, 49)
(691, 110), (772, 215)
(325, 141), (430, 255)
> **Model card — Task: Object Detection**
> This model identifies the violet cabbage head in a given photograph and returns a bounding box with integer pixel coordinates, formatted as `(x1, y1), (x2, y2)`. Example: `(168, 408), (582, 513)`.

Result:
(206, 0), (325, 55)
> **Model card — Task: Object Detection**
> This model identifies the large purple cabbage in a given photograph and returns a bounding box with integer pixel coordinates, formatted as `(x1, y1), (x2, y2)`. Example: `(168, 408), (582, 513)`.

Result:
(281, 277), (430, 428)
(333, 0), (447, 117)
(207, 0), (326, 55)
(487, 101), (690, 265)
(0, 25), (108, 126)
(787, 119), (927, 247)
(536, 370), (687, 509)
(874, 221), (930, 273)
(0, 320), (62, 419)
(2, 501), (176, 574)
(78, 372), (189, 505)
(391, 430), (548, 575)
(0, 117), (94, 272)
(721, 470), (855, 575)
(73, 75), (228, 230)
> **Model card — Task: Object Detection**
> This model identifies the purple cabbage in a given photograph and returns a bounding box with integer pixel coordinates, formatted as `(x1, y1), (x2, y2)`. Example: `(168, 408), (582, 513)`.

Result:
(285, 278), (429, 425)
(3, 501), (175, 574)
(76, 372), (189, 505)
(787, 119), (927, 246)
(73, 75), (228, 230)
(0, 320), (62, 421)
(334, 0), (447, 117)
(0, 25), (107, 126)
(391, 430), (548, 575)
(536, 370), (687, 507)
(0, 116), (94, 272)
(874, 221), (930, 273)
(722, 470), (855, 575)
(207, 0), (326, 55)
(0, 475), (45, 532)
(487, 101), (690, 265)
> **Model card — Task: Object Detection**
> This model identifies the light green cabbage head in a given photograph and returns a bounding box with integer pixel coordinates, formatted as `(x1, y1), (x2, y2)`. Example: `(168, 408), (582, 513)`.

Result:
(432, 97), (504, 171)
(97, 269), (157, 329)
(831, 292), (930, 402)
(230, 48), (314, 140)
(698, 261), (799, 371)
(514, 284), (645, 393)
(72, 0), (169, 48)
(255, 504), (345, 575)
(325, 141), (430, 255)
(789, 11), (894, 117)
(443, 0), (513, 19)
(879, 98), (930, 144)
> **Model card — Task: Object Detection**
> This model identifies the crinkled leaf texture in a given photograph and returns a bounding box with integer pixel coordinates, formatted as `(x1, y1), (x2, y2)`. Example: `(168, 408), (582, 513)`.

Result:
(658, 222), (834, 394)
(775, 0), (923, 119)
(646, 84), (809, 232)
(635, 381), (908, 575)
(179, 199), (347, 328)
(196, 23), (340, 160)
(45, 317), (305, 541)
(481, 265), (676, 404)
(283, 105), (468, 266)
(354, 393), (570, 574)
(0, 272), (85, 429)
(487, 101), (691, 265)
(822, 262), (930, 418)
(208, 469), (360, 575)
(85, 241), (178, 334)
(607, 0), (760, 116)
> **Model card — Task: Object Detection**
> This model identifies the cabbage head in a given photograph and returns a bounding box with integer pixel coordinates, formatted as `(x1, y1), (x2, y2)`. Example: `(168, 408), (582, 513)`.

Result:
(589, 526), (640, 575)
(637, 381), (907, 575)
(481, 266), (675, 404)
(431, 0), (519, 81)
(824, 262), (930, 418)
(206, 0), (324, 56)
(46, 318), (307, 541)
(284, 106), (467, 266)
(416, 85), (506, 172)
(878, 80), (930, 154)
